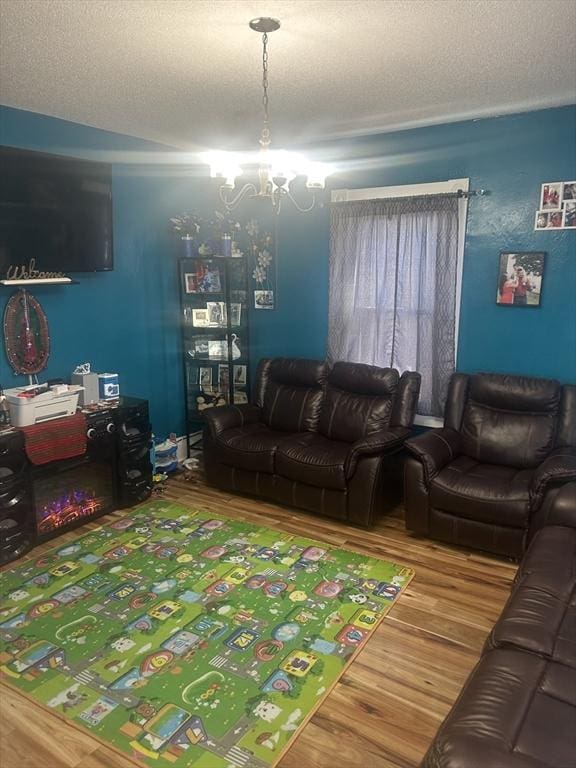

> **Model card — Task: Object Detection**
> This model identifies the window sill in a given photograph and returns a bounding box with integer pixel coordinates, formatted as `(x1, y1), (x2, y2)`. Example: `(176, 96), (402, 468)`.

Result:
(414, 414), (444, 428)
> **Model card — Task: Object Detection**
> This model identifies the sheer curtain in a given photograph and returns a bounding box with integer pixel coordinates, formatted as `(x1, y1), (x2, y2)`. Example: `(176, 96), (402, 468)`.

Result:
(328, 195), (459, 417)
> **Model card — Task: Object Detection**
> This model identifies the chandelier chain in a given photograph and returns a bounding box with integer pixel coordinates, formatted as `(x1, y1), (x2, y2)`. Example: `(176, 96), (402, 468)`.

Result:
(261, 32), (270, 137)
(208, 17), (329, 214)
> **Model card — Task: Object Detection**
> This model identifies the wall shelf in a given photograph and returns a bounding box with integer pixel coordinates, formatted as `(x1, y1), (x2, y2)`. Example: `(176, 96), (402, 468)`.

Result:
(0, 278), (77, 286)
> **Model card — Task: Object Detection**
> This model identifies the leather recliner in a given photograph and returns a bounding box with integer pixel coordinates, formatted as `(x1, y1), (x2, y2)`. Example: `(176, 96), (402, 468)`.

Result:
(404, 372), (576, 558)
(202, 357), (421, 527)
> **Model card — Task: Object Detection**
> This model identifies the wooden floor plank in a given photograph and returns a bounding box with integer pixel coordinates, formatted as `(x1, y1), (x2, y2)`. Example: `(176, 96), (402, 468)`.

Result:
(0, 475), (517, 768)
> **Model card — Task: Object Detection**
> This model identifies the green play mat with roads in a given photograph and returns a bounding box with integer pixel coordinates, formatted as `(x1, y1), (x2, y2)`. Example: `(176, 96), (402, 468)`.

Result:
(0, 501), (413, 768)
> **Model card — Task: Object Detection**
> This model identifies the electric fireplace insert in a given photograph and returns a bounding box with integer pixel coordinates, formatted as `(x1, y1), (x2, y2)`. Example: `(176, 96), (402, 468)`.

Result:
(0, 396), (152, 562)
(33, 454), (116, 541)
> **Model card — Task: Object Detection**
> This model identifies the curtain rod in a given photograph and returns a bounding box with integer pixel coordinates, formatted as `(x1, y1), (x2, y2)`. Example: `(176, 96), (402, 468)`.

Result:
(329, 188), (488, 205)
(457, 189), (487, 198)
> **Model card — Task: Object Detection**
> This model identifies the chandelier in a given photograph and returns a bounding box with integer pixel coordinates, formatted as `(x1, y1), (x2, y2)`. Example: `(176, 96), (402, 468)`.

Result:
(202, 18), (333, 214)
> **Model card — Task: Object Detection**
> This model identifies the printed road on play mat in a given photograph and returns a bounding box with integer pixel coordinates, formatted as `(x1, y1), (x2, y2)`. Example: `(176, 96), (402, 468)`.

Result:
(0, 501), (414, 768)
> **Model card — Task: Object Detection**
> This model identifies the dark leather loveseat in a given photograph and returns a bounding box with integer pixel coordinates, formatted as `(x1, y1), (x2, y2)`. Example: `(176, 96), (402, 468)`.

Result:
(404, 372), (576, 558)
(202, 357), (420, 526)
(422, 482), (576, 768)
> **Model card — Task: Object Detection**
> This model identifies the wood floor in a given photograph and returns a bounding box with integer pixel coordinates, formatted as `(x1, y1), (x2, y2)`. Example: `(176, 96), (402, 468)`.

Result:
(0, 475), (518, 768)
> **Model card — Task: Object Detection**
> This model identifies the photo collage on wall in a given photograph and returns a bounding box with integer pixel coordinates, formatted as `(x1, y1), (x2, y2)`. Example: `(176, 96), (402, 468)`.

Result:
(535, 181), (576, 230)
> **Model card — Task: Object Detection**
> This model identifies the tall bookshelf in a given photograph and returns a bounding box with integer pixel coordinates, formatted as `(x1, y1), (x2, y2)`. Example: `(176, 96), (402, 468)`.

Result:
(178, 256), (250, 454)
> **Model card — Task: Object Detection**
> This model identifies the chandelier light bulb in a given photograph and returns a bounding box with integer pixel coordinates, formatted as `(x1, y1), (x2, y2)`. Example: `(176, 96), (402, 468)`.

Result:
(201, 151), (242, 185)
(304, 163), (334, 190)
(270, 150), (297, 187)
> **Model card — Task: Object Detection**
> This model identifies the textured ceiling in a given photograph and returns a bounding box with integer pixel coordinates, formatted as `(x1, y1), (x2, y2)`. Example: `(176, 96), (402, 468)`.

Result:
(1, 0), (575, 152)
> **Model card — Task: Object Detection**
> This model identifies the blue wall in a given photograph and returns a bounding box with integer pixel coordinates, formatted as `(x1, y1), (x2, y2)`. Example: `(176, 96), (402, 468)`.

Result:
(0, 106), (203, 436)
(2, 105), (575, 440)
(268, 105), (576, 382)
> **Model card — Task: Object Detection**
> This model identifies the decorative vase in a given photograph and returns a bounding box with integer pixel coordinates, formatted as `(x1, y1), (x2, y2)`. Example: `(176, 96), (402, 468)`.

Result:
(181, 235), (197, 258)
(221, 235), (232, 257)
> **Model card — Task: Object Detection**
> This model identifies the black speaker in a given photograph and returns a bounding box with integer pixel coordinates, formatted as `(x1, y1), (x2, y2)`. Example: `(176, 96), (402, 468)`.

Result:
(113, 397), (153, 508)
(0, 432), (34, 564)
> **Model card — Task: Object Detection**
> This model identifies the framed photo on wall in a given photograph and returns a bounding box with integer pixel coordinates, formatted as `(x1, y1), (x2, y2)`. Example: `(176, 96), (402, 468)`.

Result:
(496, 251), (545, 308)
(539, 182), (562, 210)
(534, 210), (563, 230)
(254, 290), (274, 310)
(563, 201), (576, 228)
(562, 181), (576, 202)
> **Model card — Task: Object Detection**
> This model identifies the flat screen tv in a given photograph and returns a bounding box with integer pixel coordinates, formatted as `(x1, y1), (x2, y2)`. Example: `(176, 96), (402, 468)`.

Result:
(0, 146), (113, 278)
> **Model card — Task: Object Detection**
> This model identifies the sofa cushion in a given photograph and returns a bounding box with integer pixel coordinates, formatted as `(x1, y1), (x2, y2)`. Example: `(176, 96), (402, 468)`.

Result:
(430, 456), (533, 527)
(460, 374), (561, 469)
(318, 362), (398, 442)
(486, 526), (576, 669)
(261, 358), (329, 433)
(213, 423), (296, 474)
(517, 524), (576, 584)
(276, 433), (350, 490)
(487, 580), (576, 670)
(422, 648), (576, 768)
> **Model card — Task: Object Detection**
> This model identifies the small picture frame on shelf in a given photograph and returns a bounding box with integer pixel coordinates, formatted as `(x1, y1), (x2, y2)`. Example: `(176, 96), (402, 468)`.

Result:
(233, 364), (247, 386)
(184, 260), (222, 293)
(206, 301), (227, 326)
(254, 290), (274, 310)
(199, 367), (212, 388)
(184, 273), (198, 294)
(233, 390), (248, 404)
(192, 308), (211, 327)
(186, 365), (198, 390)
(218, 364), (230, 389)
(187, 338), (210, 358)
(208, 340), (228, 359)
(496, 251), (545, 308)
(230, 302), (242, 326)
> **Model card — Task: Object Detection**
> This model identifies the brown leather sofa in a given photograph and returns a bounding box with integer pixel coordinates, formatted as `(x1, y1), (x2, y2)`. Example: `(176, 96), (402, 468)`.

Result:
(202, 357), (420, 526)
(404, 372), (576, 558)
(421, 481), (576, 768)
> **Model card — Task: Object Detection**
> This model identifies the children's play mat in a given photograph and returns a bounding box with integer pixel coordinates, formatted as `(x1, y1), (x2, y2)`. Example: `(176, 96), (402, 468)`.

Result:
(0, 501), (414, 768)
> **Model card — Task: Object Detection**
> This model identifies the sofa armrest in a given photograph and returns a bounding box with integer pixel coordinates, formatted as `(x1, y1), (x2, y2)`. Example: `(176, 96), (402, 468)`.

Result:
(202, 404), (262, 438)
(404, 428), (461, 485)
(545, 483), (576, 528)
(530, 447), (576, 506)
(345, 427), (410, 478)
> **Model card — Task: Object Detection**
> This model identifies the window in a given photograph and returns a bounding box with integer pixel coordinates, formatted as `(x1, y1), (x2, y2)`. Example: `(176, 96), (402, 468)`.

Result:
(328, 179), (469, 423)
